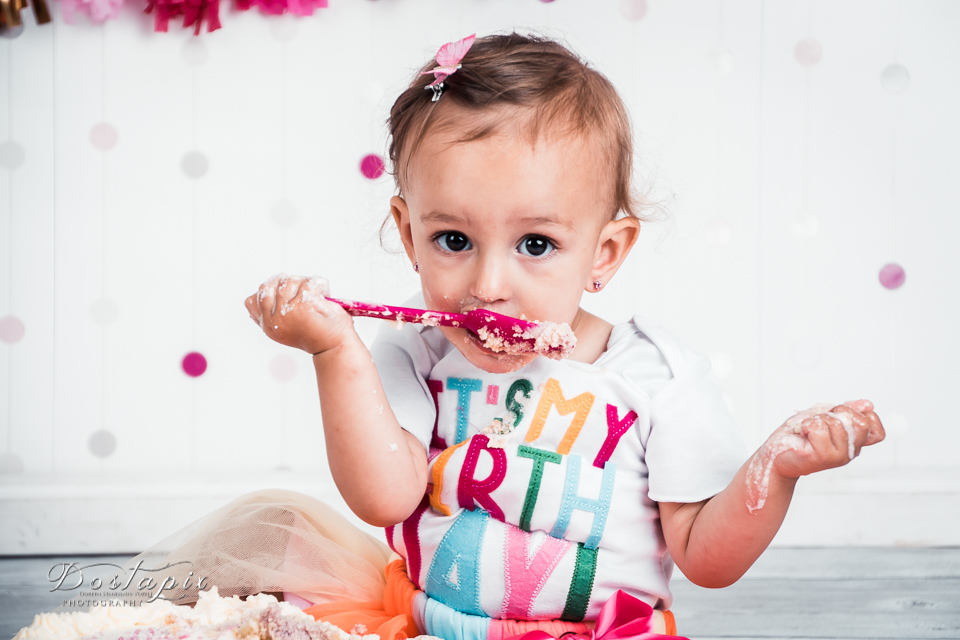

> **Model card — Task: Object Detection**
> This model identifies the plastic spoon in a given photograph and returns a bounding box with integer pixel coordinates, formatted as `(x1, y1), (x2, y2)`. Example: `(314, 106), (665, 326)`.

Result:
(325, 297), (575, 358)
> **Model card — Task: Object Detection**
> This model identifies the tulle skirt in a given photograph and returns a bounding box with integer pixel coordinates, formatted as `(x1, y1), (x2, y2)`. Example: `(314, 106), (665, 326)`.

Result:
(102, 489), (676, 640)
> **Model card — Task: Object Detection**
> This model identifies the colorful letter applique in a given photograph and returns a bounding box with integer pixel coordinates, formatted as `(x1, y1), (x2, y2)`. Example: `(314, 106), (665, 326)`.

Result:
(486, 385), (499, 405)
(457, 435), (507, 521)
(551, 454), (616, 550)
(592, 404), (638, 469)
(425, 509), (489, 616)
(517, 445), (562, 532)
(431, 439), (471, 516)
(502, 525), (571, 618)
(447, 378), (482, 443)
(560, 543), (598, 622)
(402, 495), (431, 588)
(525, 379), (595, 455)
(385, 494), (431, 589)
(506, 379), (533, 427)
(428, 379), (447, 450)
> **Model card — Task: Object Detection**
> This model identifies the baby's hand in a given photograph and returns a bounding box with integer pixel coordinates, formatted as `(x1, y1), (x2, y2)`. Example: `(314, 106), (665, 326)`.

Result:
(771, 400), (885, 479)
(244, 274), (355, 355)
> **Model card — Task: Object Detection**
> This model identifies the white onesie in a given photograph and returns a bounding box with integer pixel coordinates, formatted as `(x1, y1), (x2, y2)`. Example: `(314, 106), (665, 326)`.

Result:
(372, 306), (746, 619)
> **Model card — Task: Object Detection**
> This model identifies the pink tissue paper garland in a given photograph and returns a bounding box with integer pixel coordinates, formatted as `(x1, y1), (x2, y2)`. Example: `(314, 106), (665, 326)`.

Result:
(236, 0), (326, 17)
(57, 0), (125, 23)
(145, 0), (221, 35)
(59, 0), (326, 31)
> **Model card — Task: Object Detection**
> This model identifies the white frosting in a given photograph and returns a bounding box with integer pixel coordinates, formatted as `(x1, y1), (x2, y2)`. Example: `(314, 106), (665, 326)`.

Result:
(12, 586), (359, 640)
(745, 402), (860, 513)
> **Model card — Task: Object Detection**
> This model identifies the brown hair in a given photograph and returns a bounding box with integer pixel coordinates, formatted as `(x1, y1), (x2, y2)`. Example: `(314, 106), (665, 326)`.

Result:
(386, 32), (656, 223)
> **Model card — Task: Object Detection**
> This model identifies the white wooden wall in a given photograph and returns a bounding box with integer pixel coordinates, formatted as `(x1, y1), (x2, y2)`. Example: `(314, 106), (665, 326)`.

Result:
(1, 0), (958, 554)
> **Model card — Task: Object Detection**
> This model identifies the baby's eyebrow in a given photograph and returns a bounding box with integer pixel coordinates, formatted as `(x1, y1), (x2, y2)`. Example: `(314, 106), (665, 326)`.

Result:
(517, 214), (576, 232)
(421, 210), (461, 224)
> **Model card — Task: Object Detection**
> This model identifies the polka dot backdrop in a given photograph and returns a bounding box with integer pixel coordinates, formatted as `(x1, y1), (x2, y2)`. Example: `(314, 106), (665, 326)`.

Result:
(89, 123), (118, 151)
(0, 315), (25, 343)
(0, 140), (26, 170)
(359, 154), (385, 180)
(182, 352), (208, 377)
(1, 1), (957, 550)
(181, 151), (209, 179)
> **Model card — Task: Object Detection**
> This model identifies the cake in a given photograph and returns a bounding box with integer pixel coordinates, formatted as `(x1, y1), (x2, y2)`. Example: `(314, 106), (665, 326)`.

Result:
(13, 587), (375, 640)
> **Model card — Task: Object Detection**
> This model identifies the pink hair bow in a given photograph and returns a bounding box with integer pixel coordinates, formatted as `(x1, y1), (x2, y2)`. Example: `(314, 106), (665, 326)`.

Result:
(420, 33), (476, 102)
(506, 591), (686, 640)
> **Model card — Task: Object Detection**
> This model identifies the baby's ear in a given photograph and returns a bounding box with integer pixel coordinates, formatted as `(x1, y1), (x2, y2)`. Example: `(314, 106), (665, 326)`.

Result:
(590, 217), (640, 287)
(390, 196), (417, 264)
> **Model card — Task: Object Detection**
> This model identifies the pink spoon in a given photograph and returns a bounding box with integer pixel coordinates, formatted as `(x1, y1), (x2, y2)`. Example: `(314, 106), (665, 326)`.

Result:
(325, 297), (575, 358)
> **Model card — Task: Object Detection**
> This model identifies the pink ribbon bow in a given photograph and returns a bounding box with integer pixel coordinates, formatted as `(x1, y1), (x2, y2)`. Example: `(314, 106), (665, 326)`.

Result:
(506, 591), (685, 640)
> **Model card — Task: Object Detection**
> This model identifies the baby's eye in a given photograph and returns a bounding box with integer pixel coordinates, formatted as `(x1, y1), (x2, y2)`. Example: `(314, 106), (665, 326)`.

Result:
(517, 235), (555, 258)
(436, 232), (472, 253)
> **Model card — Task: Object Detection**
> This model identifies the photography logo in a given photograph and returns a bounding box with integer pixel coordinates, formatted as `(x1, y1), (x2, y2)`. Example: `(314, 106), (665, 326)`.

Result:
(49, 559), (208, 609)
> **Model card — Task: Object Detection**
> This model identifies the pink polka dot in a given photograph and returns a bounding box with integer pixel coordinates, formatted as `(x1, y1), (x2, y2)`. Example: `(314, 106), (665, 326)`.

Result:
(794, 37), (823, 67)
(182, 351), (208, 377)
(360, 154), (385, 180)
(879, 263), (905, 290)
(0, 315), (25, 344)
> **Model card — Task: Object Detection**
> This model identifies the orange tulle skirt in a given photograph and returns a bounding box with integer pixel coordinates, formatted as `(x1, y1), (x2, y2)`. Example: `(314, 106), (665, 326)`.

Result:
(306, 558), (678, 639)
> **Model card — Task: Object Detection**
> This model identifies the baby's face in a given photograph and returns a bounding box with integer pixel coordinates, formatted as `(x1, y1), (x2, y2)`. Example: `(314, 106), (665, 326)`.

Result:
(392, 125), (613, 373)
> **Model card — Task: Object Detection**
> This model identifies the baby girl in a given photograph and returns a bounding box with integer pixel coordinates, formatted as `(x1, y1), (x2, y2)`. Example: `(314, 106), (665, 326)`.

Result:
(244, 32), (885, 640)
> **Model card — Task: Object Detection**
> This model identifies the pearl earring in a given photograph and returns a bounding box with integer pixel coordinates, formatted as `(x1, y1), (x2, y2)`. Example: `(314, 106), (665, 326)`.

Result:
(414, 262), (419, 273)
(594, 280), (603, 291)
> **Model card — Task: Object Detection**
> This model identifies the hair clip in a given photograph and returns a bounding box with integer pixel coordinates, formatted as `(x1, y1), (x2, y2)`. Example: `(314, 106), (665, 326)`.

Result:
(420, 33), (476, 102)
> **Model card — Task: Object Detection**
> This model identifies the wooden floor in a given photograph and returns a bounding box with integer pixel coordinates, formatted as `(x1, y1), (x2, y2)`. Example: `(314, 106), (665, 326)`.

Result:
(2, 548), (959, 639)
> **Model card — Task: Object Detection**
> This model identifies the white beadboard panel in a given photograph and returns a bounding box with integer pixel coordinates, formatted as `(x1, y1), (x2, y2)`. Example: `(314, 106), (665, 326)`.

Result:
(0, 472), (378, 555)
(1, 0), (959, 552)
(7, 20), (57, 475)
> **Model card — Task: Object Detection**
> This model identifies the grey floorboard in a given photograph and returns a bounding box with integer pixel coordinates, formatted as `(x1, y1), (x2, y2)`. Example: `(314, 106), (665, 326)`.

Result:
(3, 549), (960, 639)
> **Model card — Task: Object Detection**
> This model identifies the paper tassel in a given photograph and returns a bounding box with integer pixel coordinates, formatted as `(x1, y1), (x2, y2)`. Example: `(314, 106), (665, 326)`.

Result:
(235, 0), (325, 17)
(57, 0), (123, 23)
(145, 0), (220, 34)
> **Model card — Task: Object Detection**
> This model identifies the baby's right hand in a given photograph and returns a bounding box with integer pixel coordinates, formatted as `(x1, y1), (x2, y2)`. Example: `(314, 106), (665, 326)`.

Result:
(244, 274), (355, 355)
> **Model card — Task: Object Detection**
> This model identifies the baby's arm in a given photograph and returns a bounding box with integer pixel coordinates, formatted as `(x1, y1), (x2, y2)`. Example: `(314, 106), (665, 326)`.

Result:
(658, 401), (884, 588)
(245, 275), (428, 527)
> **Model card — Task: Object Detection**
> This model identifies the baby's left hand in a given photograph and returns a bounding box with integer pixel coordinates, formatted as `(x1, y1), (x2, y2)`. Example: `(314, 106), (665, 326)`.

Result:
(771, 400), (885, 479)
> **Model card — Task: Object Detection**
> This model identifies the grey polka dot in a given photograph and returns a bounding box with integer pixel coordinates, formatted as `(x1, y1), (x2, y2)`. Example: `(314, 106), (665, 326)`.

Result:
(90, 123), (118, 151)
(620, 0), (647, 21)
(181, 151), (209, 179)
(0, 452), (24, 474)
(270, 15), (299, 43)
(0, 140), (26, 170)
(881, 63), (910, 93)
(88, 430), (117, 458)
(180, 38), (208, 67)
(270, 200), (298, 228)
(793, 339), (821, 368)
(794, 37), (823, 67)
(90, 298), (119, 326)
(274, 465), (292, 472)
(790, 210), (820, 238)
(0, 24), (24, 39)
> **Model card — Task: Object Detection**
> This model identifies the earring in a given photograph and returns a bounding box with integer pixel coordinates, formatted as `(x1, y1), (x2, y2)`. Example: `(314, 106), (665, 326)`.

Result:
(414, 262), (419, 273)
(594, 280), (603, 291)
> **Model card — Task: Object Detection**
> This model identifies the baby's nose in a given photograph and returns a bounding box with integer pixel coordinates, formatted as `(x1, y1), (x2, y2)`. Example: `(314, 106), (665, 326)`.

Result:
(471, 253), (511, 303)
